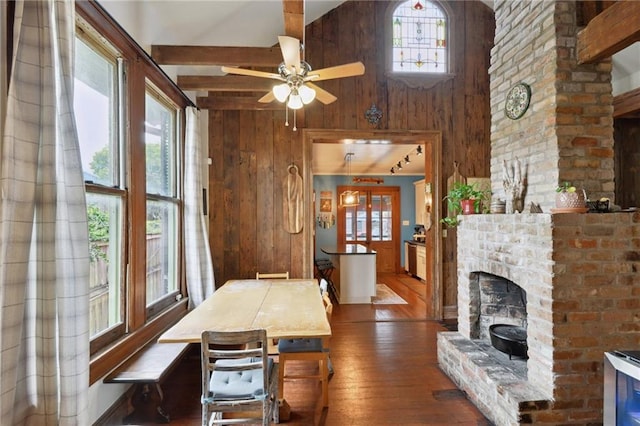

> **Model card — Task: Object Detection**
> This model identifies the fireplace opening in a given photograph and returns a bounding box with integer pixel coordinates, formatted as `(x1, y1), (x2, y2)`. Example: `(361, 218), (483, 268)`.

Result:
(474, 272), (527, 345)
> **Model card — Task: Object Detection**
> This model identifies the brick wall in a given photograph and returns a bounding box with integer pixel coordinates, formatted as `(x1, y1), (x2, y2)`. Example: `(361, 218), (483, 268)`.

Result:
(489, 0), (614, 209)
(440, 212), (640, 425)
(437, 0), (636, 424)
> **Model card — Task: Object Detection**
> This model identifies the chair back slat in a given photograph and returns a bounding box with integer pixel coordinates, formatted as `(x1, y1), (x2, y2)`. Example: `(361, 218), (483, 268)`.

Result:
(255, 271), (289, 279)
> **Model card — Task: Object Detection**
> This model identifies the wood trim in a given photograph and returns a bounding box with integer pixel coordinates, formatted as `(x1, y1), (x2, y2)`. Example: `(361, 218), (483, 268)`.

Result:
(150, 45), (283, 67)
(196, 96), (284, 110)
(90, 299), (188, 384)
(577, 1), (640, 64)
(303, 129), (444, 320)
(613, 86), (640, 118)
(177, 75), (275, 92)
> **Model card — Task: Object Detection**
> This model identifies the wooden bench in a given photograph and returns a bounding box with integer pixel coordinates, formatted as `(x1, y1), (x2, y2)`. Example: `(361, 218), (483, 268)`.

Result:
(104, 341), (190, 424)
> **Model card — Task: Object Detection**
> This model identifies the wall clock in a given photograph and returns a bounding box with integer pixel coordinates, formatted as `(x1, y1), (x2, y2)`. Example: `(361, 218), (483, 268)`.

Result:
(504, 82), (531, 120)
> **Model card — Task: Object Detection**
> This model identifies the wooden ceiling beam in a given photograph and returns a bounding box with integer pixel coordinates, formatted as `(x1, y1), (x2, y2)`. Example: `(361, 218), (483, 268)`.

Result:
(151, 45), (283, 66)
(177, 75), (275, 91)
(196, 96), (283, 110)
(577, 1), (640, 64)
(283, 0), (305, 41)
(613, 87), (640, 118)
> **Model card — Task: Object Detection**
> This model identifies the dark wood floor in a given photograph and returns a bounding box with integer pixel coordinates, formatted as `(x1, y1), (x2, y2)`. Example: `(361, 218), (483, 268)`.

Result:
(130, 273), (491, 425)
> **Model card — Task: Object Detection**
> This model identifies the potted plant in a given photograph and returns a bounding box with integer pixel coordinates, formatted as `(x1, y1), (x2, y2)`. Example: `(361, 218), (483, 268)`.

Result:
(555, 181), (586, 209)
(441, 182), (489, 227)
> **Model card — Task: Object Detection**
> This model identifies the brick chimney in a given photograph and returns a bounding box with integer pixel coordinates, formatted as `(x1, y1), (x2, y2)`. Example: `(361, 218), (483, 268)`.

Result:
(437, 2), (639, 424)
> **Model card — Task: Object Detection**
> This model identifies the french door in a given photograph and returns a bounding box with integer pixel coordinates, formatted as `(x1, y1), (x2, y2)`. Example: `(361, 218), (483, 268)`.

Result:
(337, 186), (401, 273)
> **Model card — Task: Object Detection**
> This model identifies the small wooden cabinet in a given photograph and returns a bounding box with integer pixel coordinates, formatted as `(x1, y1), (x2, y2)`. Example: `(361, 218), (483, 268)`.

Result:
(414, 179), (425, 225)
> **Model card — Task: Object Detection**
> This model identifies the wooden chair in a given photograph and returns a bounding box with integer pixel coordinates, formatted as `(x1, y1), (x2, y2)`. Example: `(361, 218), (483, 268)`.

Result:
(200, 329), (279, 426)
(277, 292), (333, 407)
(256, 271), (289, 279)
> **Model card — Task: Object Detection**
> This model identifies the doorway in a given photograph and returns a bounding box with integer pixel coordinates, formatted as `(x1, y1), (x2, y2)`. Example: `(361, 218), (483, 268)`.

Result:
(337, 186), (400, 273)
(302, 129), (443, 320)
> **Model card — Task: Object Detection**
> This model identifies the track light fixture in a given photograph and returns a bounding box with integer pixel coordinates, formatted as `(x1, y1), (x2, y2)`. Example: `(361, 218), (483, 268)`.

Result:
(388, 145), (424, 174)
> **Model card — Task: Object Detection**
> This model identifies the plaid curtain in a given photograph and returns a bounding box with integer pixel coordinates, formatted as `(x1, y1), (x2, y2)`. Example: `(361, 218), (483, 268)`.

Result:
(184, 107), (215, 308)
(0, 1), (90, 424)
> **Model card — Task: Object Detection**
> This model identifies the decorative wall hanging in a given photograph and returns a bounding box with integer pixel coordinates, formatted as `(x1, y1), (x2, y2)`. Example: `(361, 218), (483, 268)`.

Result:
(317, 191), (335, 229)
(283, 164), (303, 233)
(504, 82), (531, 120)
(502, 158), (525, 213)
(353, 177), (384, 184)
(365, 104), (383, 127)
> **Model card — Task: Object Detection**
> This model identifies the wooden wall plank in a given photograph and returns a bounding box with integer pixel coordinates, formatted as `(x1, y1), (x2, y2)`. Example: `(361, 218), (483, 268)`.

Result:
(255, 112), (275, 274)
(238, 111), (257, 278)
(208, 110), (224, 286)
(206, 0), (494, 307)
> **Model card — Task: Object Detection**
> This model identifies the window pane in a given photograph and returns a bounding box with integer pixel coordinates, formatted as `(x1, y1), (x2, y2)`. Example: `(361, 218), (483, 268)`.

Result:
(145, 93), (176, 196)
(87, 193), (123, 338)
(392, 0), (447, 73)
(146, 199), (178, 306)
(74, 37), (118, 186)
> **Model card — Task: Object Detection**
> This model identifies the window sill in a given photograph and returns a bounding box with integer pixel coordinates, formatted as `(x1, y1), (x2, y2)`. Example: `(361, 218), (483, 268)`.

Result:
(89, 298), (188, 385)
(386, 72), (456, 89)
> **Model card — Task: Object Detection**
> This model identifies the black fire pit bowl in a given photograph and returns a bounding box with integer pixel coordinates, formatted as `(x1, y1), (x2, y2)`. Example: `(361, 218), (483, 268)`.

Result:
(489, 324), (528, 360)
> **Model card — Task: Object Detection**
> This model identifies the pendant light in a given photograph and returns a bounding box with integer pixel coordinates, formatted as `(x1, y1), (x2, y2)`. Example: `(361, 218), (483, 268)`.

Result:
(340, 153), (359, 207)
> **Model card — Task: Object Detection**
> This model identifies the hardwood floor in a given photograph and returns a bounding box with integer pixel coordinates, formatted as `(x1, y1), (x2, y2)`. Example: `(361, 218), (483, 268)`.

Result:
(128, 273), (491, 425)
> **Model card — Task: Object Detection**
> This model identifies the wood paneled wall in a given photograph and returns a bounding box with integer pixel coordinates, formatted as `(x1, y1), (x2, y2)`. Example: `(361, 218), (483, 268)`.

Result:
(208, 0), (494, 308)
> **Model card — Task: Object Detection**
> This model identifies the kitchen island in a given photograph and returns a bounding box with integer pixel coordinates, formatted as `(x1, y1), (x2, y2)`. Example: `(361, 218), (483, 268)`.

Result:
(321, 244), (376, 304)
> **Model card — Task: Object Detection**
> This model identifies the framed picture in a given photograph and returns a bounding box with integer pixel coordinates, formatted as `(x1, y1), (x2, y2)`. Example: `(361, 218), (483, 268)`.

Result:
(320, 191), (332, 212)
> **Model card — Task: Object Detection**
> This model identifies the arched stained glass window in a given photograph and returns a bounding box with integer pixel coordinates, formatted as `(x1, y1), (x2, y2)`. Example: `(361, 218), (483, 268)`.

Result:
(392, 0), (448, 73)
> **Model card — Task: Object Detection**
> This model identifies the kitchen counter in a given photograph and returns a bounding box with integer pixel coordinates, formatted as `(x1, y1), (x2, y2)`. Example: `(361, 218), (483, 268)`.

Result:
(405, 240), (426, 246)
(321, 244), (377, 255)
(321, 245), (376, 304)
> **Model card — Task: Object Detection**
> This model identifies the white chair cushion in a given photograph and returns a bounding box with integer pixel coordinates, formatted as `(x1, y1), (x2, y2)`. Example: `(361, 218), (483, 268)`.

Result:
(209, 357), (273, 400)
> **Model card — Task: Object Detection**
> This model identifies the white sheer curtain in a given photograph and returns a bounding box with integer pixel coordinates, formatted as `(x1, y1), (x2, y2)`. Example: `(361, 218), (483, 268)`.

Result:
(0, 1), (90, 424)
(184, 107), (215, 308)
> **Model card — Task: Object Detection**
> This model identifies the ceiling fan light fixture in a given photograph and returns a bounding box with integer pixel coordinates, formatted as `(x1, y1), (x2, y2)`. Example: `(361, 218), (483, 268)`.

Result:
(299, 84), (316, 104)
(287, 92), (304, 110)
(273, 83), (291, 102)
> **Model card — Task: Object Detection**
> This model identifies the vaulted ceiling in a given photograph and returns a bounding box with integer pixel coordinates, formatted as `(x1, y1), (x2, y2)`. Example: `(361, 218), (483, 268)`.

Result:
(99, 0), (640, 175)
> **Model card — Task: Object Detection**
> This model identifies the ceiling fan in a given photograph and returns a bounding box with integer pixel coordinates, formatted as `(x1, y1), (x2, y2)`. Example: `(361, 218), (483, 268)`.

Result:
(221, 35), (365, 111)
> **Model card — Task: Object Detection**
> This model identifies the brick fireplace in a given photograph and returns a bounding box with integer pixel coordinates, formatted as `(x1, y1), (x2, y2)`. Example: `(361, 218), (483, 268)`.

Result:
(437, 1), (640, 424)
(439, 212), (640, 424)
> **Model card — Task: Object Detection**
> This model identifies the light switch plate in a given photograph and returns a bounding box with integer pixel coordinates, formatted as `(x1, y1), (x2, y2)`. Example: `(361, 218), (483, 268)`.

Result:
(402, 220), (410, 226)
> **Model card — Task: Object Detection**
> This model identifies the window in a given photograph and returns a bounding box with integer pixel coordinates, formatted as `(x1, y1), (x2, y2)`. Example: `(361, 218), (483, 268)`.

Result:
(392, 0), (447, 72)
(74, 34), (126, 346)
(386, 0), (455, 88)
(144, 88), (180, 314)
(74, 10), (188, 367)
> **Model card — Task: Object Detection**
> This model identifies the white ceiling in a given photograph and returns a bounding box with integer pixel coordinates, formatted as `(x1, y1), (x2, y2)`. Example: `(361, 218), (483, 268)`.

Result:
(98, 0), (639, 176)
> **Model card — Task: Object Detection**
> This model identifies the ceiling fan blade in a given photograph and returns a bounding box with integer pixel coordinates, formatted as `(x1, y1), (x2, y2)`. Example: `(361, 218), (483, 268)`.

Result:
(307, 62), (365, 82)
(306, 83), (337, 105)
(278, 35), (301, 73)
(258, 91), (276, 103)
(221, 66), (283, 80)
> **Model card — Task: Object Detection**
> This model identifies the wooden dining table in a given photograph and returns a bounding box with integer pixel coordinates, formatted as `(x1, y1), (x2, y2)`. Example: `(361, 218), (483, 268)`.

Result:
(158, 279), (331, 343)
